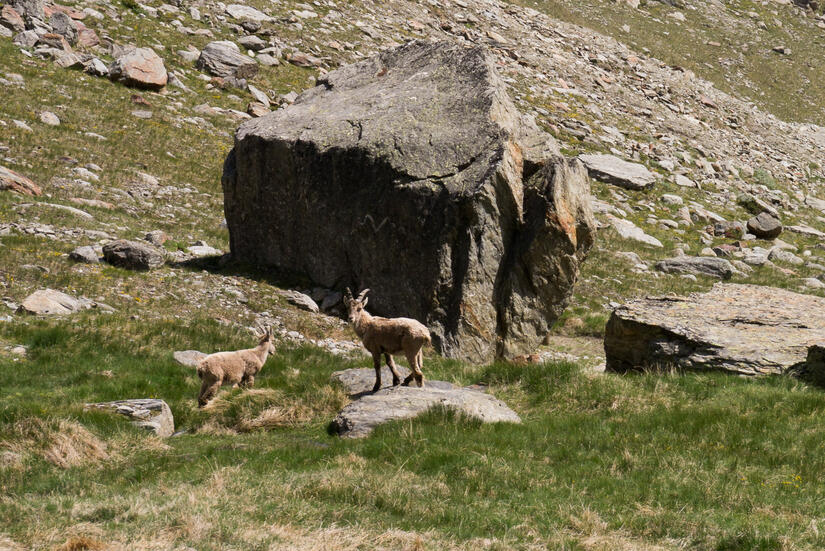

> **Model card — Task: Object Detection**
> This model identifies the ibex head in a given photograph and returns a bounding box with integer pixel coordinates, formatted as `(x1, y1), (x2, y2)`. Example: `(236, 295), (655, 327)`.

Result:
(344, 287), (370, 323)
(253, 324), (276, 354)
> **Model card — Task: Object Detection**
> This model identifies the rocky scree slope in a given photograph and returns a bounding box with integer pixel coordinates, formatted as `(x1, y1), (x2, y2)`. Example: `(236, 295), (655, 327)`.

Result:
(3, 0), (825, 356)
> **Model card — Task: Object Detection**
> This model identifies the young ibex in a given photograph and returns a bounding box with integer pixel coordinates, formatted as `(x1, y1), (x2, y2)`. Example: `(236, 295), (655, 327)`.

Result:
(196, 325), (276, 407)
(344, 288), (431, 392)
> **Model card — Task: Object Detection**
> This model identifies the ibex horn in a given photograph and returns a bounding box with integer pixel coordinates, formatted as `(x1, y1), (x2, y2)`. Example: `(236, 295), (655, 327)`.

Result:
(357, 289), (370, 301)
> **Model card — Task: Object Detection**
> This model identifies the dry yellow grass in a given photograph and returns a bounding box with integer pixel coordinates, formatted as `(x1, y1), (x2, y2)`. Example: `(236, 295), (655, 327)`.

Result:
(2, 418), (109, 469)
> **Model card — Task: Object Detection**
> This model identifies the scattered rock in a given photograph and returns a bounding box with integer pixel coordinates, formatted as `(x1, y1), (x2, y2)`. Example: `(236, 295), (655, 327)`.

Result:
(196, 41), (258, 79)
(84, 399), (174, 437)
(102, 239), (165, 271)
(69, 245), (99, 264)
(225, 4), (272, 22)
(746, 212), (782, 239)
(247, 101), (269, 117)
(39, 111), (60, 126)
(144, 230), (168, 246)
(19, 289), (86, 315)
(606, 214), (662, 247)
(186, 241), (222, 256)
(769, 247), (804, 265)
(0, 166), (41, 196)
(1, 5), (25, 32)
(281, 290), (319, 313)
(654, 255), (733, 279)
(605, 283), (825, 375)
(223, 40), (596, 363)
(108, 47), (168, 90)
(578, 153), (656, 190)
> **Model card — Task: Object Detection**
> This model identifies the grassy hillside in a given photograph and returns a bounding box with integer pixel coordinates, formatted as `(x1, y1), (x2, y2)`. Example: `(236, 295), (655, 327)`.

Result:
(2, 317), (825, 550)
(520, 0), (825, 124)
(3, 0), (825, 548)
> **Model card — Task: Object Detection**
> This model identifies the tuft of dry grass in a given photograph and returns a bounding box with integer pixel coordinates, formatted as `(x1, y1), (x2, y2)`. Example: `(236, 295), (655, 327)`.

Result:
(2, 418), (109, 469)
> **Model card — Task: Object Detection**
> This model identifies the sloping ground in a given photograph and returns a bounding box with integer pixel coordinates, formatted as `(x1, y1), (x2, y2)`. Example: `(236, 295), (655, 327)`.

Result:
(3, 0), (825, 547)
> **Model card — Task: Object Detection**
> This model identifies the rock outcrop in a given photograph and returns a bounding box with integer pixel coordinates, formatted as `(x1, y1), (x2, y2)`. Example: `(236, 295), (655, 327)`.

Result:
(222, 40), (596, 363)
(330, 369), (520, 438)
(604, 283), (825, 375)
(84, 399), (174, 437)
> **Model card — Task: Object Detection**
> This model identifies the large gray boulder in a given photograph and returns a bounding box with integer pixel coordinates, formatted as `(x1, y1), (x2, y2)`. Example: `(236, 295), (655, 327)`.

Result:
(196, 41), (258, 79)
(222, 40), (596, 363)
(604, 283), (825, 375)
(331, 384), (521, 438)
(84, 399), (174, 437)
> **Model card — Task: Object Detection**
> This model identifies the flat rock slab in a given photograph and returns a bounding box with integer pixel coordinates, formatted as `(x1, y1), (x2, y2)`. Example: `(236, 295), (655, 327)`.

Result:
(606, 214), (662, 247)
(605, 283), (825, 375)
(173, 350), (206, 367)
(84, 399), (174, 437)
(19, 289), (90, 315)
(578, 153), (656, 190)
(655, 255), (733, 279)
(331, 367), (455, 395)
(0, 165), (41, 196)
(331, 384), (521, 438)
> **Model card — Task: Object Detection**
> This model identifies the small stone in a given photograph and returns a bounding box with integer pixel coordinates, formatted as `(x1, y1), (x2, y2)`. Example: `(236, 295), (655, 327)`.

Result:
(144, 230), (168, 246)
(38, 111), (60, 125)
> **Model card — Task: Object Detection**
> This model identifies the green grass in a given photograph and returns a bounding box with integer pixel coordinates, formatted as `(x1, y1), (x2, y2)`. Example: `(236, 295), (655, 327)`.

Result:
(2, 318), (825, 550)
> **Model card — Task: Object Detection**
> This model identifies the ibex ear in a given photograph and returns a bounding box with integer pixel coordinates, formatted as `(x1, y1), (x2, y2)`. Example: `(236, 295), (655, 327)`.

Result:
(362, 297), (368, 307)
